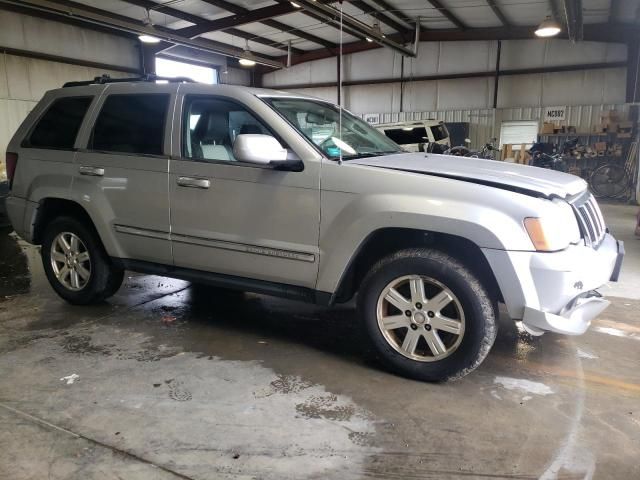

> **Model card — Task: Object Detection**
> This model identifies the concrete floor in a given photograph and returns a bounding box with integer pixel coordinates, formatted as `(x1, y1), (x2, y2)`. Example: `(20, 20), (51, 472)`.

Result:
(0, 203), (638, 480)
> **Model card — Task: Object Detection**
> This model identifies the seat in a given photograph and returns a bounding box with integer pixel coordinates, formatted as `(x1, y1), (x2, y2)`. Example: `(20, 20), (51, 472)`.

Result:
(193, 111), (234, 161)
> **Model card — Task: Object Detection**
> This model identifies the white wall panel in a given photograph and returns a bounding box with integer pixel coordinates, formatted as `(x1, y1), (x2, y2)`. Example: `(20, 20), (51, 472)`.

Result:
(344, 83), (401, 113)
(401, 80), (438, 111)
(438, 41), (495, 74)
(0, 11), (138, 70)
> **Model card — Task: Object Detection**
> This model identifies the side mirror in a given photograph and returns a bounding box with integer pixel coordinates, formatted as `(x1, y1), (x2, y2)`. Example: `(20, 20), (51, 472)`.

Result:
(233, 134), (288, 165)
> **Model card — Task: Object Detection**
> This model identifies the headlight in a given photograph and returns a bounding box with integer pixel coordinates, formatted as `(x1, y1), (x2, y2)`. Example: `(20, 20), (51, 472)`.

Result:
(524, 212), (580, 252)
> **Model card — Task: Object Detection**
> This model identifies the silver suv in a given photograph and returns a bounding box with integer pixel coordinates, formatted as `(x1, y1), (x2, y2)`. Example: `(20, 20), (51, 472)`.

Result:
(4, 77), (624, 381)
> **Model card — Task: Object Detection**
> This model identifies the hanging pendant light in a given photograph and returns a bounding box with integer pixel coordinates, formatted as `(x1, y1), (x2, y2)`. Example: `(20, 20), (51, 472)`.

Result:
(535, 16), (562, 37)
(239, 39), (256, 66)
(139, 9), (161, 43)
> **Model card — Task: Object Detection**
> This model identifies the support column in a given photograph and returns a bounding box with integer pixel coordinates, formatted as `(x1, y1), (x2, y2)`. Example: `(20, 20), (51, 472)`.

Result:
(626, 40), (640, 103)
(493, 40), (501, 109)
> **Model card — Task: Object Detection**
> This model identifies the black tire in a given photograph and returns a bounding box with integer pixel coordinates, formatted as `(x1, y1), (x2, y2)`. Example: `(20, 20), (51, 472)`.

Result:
(357, 248), (497, 382)
(41, 216), (124, 305)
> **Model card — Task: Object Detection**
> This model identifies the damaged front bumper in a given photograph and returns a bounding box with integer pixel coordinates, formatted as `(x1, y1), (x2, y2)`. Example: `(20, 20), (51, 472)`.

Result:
(483, 233), (624, 336)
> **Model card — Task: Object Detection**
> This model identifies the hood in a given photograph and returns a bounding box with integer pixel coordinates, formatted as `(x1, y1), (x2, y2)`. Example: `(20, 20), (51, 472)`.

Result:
(350, 153), (587, 199)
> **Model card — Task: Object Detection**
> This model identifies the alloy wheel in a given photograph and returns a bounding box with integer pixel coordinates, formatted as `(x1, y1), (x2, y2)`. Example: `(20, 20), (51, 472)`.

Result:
(50, 232), (91, 291)
(376, 275), (465, 362)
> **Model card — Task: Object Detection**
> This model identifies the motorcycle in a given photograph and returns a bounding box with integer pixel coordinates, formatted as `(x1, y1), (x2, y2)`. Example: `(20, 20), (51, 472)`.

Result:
(443, 138), (498, 159)
(528, 138), (577, 172)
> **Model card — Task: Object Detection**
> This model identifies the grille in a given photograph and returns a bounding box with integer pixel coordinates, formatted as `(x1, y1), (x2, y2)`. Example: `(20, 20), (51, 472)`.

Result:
(572, 192), (606, 247)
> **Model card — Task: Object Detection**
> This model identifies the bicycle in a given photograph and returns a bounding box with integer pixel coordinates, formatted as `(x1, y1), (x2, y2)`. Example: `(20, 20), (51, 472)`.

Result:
(589, 141), (638, 201)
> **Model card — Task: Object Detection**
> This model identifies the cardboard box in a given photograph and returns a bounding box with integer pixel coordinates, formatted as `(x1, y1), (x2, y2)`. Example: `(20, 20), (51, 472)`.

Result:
(594, 142), (607, 152)
(601, 110), (621, 122)
(541, 122), (555, 134)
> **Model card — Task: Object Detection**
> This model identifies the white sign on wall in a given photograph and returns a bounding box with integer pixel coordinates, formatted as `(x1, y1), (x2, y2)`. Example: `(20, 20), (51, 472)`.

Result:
(543, 106), (567, 122)
(363, 113), (380, 124)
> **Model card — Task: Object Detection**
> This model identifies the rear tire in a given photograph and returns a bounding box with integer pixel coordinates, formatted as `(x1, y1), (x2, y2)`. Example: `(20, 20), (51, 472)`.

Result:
(357, 248), (497, 382)
(41, 216), (124, 305)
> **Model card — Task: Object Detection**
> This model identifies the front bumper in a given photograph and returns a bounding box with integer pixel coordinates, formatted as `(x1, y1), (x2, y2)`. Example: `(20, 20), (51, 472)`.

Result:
(483, 233), (623, 335)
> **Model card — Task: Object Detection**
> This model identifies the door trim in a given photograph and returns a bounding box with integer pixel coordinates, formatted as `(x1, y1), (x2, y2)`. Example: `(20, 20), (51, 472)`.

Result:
(171, 233), (316, 263)
(114, 224), (170, 241)
(114, 225), (316, 263)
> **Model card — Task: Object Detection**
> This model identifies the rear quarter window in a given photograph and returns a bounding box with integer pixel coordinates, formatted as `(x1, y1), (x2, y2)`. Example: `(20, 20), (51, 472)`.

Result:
(90, 94), (169, 155)
(26, 96), (93, 149)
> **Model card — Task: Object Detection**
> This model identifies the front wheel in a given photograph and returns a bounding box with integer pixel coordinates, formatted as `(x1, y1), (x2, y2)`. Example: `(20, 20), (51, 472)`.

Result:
(357, 249), (497, 382)
(41, 216), (124, 305)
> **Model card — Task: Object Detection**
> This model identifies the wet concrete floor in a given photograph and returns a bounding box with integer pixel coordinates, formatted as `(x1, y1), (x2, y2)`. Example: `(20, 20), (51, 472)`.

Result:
(0, 203), (638, 479)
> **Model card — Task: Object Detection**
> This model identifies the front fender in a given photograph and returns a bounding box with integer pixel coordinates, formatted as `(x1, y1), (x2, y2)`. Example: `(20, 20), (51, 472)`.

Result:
(316, 191), (533, 293)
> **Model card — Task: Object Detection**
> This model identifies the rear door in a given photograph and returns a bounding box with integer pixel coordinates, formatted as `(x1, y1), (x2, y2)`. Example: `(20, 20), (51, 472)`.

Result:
(73, 83), (176, 264)
(168, 89), (321, 288)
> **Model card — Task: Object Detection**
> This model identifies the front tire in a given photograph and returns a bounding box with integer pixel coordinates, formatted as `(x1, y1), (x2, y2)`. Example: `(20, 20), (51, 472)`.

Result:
(41, 216), (124, 305)
(358, 248), (497, 382)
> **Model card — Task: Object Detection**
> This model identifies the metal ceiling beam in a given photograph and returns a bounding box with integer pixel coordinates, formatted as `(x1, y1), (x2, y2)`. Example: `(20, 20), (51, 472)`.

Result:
(425, 0), (467, 30)
(349, 0), (410, 36)
(562, 0), (583, 41)
(292, 0), (416, 56)
(0, 0), (285, 68)
(485, 0), (511, 27)
(175, 3), (297, 38)
(119, 0), (305, 53)
(197, 0), (337, 48)
(366, 0), (417, 29)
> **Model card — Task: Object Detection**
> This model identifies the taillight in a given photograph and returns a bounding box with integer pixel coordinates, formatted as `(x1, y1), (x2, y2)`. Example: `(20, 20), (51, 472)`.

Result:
(6, 152), (18, 189)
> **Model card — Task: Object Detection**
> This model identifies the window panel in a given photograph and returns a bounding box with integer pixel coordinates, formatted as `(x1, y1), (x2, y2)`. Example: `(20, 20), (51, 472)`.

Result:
(183, 96), (271, 163)
(28, 96), (93, 149)
(91, 94), (169, 155)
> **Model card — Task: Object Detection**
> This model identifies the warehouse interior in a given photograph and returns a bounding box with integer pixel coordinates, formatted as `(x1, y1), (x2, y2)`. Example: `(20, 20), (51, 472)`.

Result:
(0, 0), (639, 479)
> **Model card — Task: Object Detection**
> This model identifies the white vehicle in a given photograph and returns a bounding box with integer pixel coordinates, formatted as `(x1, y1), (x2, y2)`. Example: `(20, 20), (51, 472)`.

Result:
(5, 77), (624, 382)
(376, 120), (450, 152)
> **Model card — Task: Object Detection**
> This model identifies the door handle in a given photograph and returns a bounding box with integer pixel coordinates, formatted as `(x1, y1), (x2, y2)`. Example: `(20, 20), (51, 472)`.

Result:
(177, 177), (210, 189)
(79, 165), (104, 176)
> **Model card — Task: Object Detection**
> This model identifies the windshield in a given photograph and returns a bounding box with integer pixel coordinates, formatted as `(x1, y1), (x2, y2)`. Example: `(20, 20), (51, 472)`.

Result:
(263, 97), (402, 160)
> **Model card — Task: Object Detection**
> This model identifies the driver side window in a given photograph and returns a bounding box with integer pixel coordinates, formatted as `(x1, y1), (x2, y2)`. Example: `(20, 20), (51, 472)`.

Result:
(183, 96), (271, 163)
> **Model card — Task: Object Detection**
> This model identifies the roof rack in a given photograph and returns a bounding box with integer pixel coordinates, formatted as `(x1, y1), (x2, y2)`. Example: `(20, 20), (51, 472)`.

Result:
(63, 73), (196, 88)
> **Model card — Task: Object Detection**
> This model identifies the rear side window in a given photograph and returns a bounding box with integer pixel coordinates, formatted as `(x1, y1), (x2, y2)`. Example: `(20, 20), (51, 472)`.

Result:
(90, 94), (169, 155)
(27, 96), (93, 149)
(431, 124), (448, 141)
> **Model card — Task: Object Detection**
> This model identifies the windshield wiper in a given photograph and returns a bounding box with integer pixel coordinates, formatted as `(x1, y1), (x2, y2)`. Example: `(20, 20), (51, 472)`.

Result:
(340, 151), (401, 160)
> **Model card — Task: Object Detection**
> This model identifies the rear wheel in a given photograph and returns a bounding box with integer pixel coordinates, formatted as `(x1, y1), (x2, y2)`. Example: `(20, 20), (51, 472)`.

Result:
(41, 216), (123, 304)
(358, 248), (497, 382)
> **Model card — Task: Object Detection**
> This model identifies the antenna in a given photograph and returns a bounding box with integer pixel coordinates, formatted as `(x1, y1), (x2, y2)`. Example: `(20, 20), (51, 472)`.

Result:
(338, 0), (344, 165)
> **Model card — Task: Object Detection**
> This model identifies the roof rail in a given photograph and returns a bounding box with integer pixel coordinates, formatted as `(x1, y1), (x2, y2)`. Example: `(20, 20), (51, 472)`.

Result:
(63, 73), (196, 88)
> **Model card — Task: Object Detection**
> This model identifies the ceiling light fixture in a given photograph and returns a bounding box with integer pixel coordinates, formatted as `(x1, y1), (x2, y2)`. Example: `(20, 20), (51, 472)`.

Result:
(365, 37), (373, 42)
(139, 9), (160, 43)
(535, 16), (562, 37)
(290, 1), (301, 7)
(139, 34), (161, 43)
(239, 39), (256, 67)
(372, 20), (385, 39)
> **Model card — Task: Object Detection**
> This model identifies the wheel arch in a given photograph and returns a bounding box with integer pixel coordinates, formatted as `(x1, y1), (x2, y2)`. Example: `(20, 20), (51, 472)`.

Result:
(331, 228), (504, 306)
(33, 198), (105, 250)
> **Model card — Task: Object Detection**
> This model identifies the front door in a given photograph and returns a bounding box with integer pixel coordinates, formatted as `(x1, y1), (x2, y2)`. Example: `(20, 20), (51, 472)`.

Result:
(74, 84), (175, 264)
(169, 93), (320, 288)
